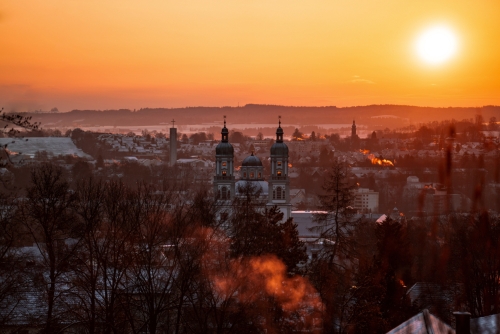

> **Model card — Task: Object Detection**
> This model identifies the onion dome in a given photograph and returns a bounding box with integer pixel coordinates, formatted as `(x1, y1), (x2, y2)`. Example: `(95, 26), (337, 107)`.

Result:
(271, 142), (288, 156)
(216, 118), (233, 155)
(216, 141), (234, 155)
(271, 119), (288, 156)
(242, 152), (263, 167)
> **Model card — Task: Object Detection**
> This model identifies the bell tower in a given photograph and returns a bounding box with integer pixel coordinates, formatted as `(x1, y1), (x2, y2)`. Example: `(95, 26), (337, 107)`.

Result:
(268, 116), (291, 220)
(214, 116), (235, 200)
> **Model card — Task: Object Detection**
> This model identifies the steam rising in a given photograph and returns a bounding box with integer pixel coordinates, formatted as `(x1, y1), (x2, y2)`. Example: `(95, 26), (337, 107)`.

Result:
(197, 227), (323, 331)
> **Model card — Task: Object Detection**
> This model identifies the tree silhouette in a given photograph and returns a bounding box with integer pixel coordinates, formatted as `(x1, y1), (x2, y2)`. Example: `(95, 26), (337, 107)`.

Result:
(292, 128), (303, 141)
(310, 160), (360, 333)
(20, 163), (79, 333)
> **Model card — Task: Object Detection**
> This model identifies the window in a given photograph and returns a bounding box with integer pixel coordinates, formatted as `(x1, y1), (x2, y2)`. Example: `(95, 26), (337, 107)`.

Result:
(222, 161), (227, 167)
(276, 186), (282, 199)
(258, 172), (261, 178)
(221, 187), (227, 199)
(250, 172), (254, 178)
(243, 172), (247, 178)
(277, 171), (282, 176)
(222, 170), (227, 176)
(277, 161), (282, 167)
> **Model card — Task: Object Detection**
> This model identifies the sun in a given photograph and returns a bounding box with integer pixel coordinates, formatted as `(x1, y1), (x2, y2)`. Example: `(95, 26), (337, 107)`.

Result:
(415, 26), (458, 65)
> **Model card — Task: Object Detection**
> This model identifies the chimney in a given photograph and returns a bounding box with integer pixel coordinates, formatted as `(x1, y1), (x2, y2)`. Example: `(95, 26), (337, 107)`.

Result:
(453, 312), (471, 334)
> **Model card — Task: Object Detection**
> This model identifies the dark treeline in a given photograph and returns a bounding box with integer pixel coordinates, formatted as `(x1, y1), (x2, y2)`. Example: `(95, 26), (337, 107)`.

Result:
(22, 105), (500, 130)
(0, 161), (499, 333)
(0, 163), (318, 333)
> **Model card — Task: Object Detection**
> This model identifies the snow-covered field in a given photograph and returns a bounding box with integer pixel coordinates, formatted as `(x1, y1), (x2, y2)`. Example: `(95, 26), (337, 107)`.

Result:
(0, 137), (92, 159)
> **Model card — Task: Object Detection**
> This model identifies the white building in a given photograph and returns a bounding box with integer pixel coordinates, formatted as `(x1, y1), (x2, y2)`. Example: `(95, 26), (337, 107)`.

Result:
(353, 187), (379, 213)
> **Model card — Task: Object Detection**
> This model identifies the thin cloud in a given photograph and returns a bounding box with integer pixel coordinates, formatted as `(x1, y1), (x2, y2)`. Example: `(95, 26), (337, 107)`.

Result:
(350, 76), (375, 84)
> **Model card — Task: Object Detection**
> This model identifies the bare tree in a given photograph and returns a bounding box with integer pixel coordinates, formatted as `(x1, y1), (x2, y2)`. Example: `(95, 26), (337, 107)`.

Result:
(68, 177), (106, 333)
(20, 163), (79, 333)
(310, 160), (360, 333)
(0, 108), (40, 166)
(123, 184), (180, 334)
(0, 194), (29, 327)
(313, 161), (357, 268)
(95, 180), (141, 333)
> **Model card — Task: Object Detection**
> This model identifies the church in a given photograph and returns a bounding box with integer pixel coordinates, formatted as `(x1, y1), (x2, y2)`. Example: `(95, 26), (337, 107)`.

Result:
(213, 118), (292, 221)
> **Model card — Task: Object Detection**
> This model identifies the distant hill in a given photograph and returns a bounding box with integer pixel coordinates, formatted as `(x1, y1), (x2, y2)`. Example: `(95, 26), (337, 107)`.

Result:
(24, 104), (500, 129)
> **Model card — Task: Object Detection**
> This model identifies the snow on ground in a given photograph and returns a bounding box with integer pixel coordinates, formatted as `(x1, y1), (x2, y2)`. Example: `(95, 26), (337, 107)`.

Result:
(0, 137), (93, 159)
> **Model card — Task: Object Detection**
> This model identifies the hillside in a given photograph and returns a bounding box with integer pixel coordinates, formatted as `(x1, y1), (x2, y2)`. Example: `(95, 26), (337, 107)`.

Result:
(24, 104), (500, 130)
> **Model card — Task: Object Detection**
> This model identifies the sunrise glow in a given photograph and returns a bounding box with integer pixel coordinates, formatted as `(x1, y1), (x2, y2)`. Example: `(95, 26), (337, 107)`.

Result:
(0, 0), (499, 110)
(416, 26), (458, 65)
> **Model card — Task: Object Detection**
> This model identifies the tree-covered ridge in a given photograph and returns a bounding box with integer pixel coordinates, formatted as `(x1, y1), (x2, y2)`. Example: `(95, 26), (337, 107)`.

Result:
(20, 104), (500, 129)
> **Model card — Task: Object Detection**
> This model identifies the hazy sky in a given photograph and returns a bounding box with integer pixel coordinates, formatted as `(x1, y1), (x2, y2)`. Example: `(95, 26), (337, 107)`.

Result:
(1, 0), (499, 111)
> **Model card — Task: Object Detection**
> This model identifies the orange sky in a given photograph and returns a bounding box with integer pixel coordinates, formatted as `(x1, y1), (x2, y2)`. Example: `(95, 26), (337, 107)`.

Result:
(1, 0), (500, 112)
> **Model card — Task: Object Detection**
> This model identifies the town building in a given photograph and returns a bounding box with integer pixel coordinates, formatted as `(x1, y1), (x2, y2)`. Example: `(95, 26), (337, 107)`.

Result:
(213, 118), (236, 200)
(213, 118), (291, 221)
(353, 187), (379, 213)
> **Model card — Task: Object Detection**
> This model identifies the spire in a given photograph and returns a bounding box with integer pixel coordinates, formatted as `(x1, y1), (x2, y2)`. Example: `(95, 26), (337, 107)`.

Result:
(276, 116), (284, 142)
(221, 115), (229, 142)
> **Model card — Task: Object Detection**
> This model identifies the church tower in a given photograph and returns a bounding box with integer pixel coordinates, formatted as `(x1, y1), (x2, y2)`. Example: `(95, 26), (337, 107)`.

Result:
(214, 117), (235, 200)
(351, 119), (359, 149)
(268, 117), (291, 221)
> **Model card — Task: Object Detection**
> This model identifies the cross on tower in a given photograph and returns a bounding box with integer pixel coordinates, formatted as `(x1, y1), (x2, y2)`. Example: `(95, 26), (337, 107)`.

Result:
(223, 115), (226, 127)
(278, 115), (281, 127)
(171, 119), (175, 128)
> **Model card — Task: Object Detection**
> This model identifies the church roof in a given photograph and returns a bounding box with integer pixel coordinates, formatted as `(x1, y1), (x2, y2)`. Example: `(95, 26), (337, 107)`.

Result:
(216, 119), (233, 155)
(242, 153), (262, 167)
(216, 141), (234, 155)
(471, 313), (500, 334)
(387, 309), (455, 334)
(270, 142), (288, 156)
